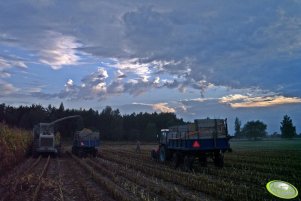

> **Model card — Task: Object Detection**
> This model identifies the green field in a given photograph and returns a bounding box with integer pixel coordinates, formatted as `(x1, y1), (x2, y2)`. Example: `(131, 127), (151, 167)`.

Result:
(230, 138), (301, 150)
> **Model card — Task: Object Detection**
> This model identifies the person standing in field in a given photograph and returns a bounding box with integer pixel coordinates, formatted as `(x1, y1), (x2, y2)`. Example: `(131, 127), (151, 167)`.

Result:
(136, 140), (141, 153)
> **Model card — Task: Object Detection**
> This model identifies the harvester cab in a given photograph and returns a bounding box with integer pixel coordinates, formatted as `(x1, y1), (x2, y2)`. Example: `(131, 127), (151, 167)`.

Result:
(32, 115), (82, 157)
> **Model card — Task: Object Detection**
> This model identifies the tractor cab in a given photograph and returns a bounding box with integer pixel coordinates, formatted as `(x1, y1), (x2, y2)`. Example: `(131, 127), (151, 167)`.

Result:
(159, 129), (169, 144)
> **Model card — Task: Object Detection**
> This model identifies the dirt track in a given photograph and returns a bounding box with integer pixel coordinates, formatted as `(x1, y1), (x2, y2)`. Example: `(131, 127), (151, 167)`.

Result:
(0, 148), (217, 201)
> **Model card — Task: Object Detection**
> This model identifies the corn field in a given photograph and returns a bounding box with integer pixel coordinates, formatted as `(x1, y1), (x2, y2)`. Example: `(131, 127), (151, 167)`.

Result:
(0, 123), (32, 175)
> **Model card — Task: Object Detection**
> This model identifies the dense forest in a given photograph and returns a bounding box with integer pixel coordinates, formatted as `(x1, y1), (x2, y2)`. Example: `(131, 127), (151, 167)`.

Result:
(0, 103), (185, 141)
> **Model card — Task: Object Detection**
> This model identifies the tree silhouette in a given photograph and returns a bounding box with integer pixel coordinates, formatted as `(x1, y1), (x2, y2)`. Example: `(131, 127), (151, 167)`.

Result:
(242, 120), (267, 140)
(280, 115), (296, 138)
(234, 117), (241, 137)
(0, 103), (185, 141)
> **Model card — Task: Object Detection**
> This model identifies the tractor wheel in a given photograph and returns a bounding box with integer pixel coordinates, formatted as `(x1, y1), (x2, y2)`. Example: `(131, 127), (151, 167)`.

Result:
(214, 151), (224, 168)
(158, 145), (172, 162)
(171, 152), (181, 168)
(159, 146), (169, 162)
(184, 155), (194, 171)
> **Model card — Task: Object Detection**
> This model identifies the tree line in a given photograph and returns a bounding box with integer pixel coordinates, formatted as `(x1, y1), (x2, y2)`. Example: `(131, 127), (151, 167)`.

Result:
(234, 115), (298, 140)
(0, 103), (185, 141)
(1, 102), (298, 141)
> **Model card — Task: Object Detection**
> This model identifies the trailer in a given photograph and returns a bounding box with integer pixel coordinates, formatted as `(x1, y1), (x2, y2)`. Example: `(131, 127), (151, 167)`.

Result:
(151, 118), (231, 170)
(72, 128), (100, 157)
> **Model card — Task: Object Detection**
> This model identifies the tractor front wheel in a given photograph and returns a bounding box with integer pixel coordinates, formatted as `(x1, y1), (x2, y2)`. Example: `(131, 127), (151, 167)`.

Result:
(159, 146), (172, 162)
(159, 146), (167, 162)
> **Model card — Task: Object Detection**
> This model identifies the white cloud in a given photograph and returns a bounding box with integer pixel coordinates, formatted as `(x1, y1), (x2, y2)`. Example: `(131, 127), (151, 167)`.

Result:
(38, 31), (82, 70)
(81, 67), (109, 86)
(0, 58), (11, 68)
(0, 71), (11, 78)
(67, 79), (73, 86)
(92, 82), (107, 93)
(98, 68), (109, 79)
(153, 76), (160, 84)
(132, 102), (176, 113)
(65, 79), (74, 92)
(189, 98), (213, 102)
(116, 69), (126, 78)
(0, 57), (27, 70)
(152, 102), (176, 113)
(11, 60), (27, 68)
(220, 94), (301, 108)
(219, 94), (250, 103)
(112, 58), (151, 78)
(0, 81), (18, 95)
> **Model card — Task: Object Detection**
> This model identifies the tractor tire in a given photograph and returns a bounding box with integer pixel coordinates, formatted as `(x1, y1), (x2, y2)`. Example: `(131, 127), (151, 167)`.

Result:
(159, 146), (170, 162)
(214, 151), (224, 168)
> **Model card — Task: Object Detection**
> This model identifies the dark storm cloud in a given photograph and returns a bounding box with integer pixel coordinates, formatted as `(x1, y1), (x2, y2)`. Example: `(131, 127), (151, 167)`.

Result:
(1, 0), (301, 97)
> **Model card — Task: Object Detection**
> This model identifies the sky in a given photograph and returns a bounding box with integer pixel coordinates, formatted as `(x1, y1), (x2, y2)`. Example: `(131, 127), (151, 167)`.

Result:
(0, 0), (301, 134)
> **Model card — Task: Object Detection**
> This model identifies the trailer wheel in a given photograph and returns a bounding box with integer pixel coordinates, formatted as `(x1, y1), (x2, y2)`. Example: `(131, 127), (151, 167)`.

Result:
(199, 155), (207, 167)
(214, 151), (224, 168)
(171, 152), (180, 168)
(184, 155), (194, 171)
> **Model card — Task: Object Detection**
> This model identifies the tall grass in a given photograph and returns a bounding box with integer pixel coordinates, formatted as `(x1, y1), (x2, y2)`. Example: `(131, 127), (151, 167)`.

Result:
(0, 123), (32, 175)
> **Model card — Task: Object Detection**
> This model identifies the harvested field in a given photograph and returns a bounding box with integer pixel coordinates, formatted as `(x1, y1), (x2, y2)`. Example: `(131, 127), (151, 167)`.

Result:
(1, 140), (300, 201)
